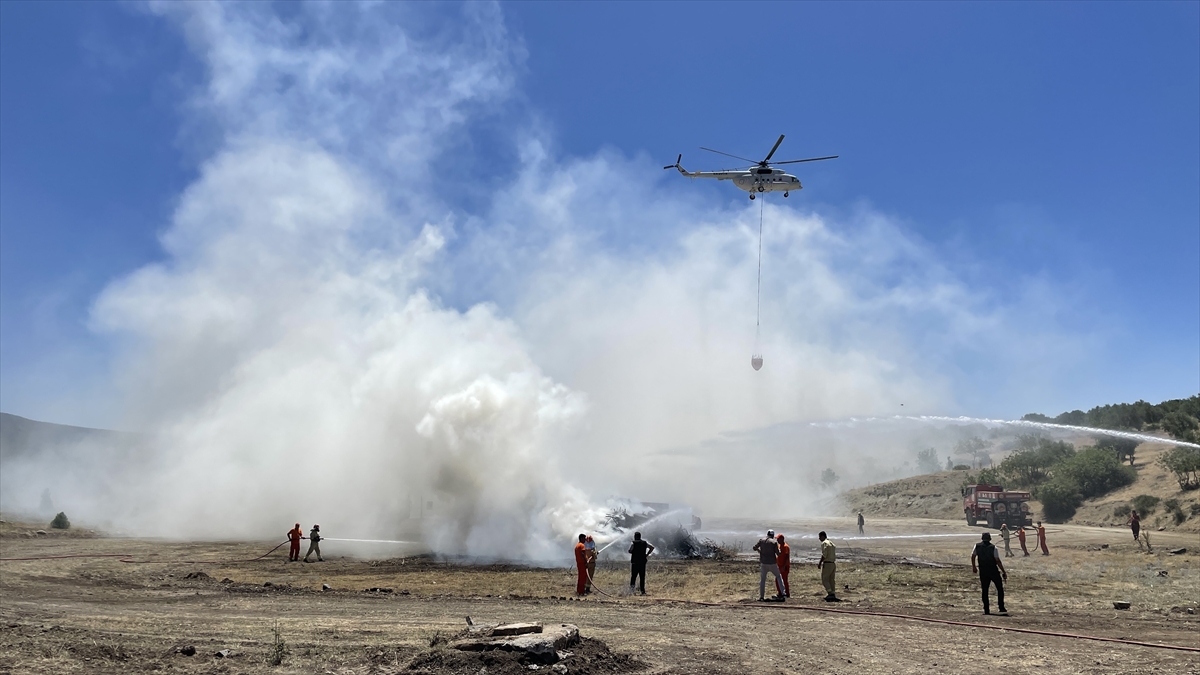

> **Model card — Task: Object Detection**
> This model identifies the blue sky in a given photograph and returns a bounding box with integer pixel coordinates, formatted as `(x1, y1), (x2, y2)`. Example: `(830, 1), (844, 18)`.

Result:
(1, 2), (1197, 430)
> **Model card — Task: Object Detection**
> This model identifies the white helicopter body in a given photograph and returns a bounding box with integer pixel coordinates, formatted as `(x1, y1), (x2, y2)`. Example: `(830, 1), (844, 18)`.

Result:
(664, 134), (836, 200)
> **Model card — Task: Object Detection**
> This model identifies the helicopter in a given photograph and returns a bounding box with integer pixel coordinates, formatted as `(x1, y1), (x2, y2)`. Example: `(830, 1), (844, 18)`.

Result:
(664, 134), (837, 200)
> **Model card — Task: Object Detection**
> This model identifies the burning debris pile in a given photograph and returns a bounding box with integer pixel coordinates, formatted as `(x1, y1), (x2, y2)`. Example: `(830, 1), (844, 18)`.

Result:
(657, 525), (737, 561)
(602, 505), (734, 560)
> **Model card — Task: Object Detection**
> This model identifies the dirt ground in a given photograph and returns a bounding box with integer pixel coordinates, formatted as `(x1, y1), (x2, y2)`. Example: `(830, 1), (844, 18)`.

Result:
(1, 516), (1197, 674)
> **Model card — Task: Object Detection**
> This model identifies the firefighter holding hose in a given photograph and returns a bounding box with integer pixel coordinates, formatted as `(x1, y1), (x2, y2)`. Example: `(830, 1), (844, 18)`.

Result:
(287, 523), (303, 562)
(303, 524), (323, 562)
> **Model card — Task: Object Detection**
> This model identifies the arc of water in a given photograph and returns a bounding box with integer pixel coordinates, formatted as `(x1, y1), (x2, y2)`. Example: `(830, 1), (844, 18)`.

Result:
(807, 415), (1200, 449)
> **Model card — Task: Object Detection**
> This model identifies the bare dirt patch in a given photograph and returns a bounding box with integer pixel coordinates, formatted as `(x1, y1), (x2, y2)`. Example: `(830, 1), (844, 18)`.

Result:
(1, 516), (1197, 674)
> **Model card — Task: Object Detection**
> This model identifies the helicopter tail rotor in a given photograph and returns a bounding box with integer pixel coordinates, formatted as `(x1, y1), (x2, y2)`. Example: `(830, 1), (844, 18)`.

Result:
(663, 153), (682, 170)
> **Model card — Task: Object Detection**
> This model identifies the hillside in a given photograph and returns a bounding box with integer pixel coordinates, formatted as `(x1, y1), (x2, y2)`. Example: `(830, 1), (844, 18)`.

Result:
(837, 470), (972, 520)
(0, 412), (147, 519)
(838, 440), (1200, 532)
(0, 412), (130, 461)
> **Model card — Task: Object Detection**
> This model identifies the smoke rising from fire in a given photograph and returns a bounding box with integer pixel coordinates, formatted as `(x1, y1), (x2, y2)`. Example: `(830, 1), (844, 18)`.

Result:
(1, 3), (1094, 555)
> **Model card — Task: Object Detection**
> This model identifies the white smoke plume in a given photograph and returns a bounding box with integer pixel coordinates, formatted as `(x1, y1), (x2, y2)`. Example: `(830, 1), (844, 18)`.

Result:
(2, 3), (1093, 554)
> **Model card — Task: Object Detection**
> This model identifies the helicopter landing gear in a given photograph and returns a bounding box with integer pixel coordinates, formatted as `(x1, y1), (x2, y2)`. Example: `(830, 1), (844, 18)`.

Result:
(757, 185), (765, 192)
(749, 193), (756, 200)
(784, 191), (789, 198)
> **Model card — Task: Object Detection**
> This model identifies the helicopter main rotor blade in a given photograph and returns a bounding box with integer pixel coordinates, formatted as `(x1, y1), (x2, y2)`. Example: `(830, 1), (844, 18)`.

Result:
(761, 134), (786, 163)
(699, 146), (759, 165)
(771, 155), (839, 165)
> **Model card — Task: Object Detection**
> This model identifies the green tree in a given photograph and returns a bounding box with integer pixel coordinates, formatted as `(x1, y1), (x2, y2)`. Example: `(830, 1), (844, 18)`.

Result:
(820, 468), (839, 489)
(1053, 446), (1136, 499)
(915, 448), (941, 474)
(1054, 410), (1086, 426)
(1158, 446), (1200, 490)
(954, 436), (989, 469)
(1092, 437), (1138, 466)
(996, 436), (1074, 487)
(1159, 411), (1200, 440)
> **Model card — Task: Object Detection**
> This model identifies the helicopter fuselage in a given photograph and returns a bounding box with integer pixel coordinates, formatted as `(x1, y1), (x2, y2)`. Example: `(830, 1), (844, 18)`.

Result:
(729, 167), (801, 194)
(671, 164), (801, 197)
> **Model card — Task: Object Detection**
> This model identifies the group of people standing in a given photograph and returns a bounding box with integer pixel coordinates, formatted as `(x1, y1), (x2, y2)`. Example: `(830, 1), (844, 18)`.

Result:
(995, 522), (1050, 557)
(286, 523), (323, 563)
(573, 528), (838, 602)
(751, 530), (839, 602)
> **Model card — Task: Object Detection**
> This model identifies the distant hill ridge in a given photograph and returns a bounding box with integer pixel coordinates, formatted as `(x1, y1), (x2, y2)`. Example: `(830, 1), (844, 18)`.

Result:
(0, 412), (131, 461)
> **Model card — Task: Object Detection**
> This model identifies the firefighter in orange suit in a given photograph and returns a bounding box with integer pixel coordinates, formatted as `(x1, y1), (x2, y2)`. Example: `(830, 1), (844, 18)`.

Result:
(775, 533), (791, 598)
(1037, 522), (1049, 555)
(574, 534), (589, 595)
(287, 523), (303, 562)
(1016, 526), (1030, 556)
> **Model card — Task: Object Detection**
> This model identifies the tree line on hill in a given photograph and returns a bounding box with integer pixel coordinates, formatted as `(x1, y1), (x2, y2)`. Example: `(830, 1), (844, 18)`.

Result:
(1021, 394), (1200, 441)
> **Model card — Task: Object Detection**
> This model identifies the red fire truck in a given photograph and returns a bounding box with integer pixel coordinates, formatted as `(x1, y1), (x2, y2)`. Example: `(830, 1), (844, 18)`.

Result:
(962, 484), (1033, 529)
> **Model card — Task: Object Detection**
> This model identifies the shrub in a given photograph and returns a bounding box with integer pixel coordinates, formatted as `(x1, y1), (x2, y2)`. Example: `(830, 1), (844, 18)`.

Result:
(1164, 498), (1180, 512)
(267, 622), (289, 666)
(820, 468), (839, 488)
(1037, 479), (1082, 522)
(1190, 503), (1200, 517)
(1158, 446), (1200, 490)
(953, 465), (971, 471)
(1172, 509), (1187, 525)
(1053, 447), (1136, 499)
(50, 512), (70, 530)
(1131, 494), (1160, 514)
(1112, 503), (1131, 518)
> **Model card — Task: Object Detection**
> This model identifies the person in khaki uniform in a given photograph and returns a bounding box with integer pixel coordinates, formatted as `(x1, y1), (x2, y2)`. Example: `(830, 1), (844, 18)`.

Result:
(303, 524), (323, 562)
(818, 531), (839, 602)
(999, 523), (1014, 557)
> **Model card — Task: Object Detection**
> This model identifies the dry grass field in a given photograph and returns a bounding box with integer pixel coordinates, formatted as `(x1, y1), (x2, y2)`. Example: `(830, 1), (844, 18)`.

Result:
(1, 515), (1197, 674)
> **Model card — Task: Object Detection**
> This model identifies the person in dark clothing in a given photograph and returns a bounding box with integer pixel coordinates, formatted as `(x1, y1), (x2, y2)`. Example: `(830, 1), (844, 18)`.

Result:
(857, 512), (865, 535)
(627, 531), (655, 595)
(970, 532), (1008, 615)
(1128, 510), (1141, 542)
